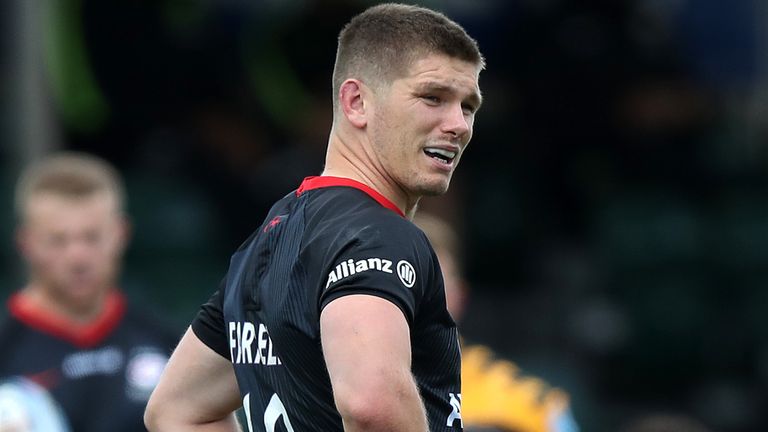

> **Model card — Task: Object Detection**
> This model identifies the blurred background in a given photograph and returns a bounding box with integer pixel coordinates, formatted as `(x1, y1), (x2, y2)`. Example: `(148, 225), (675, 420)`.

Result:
(1, 0), (767, 430)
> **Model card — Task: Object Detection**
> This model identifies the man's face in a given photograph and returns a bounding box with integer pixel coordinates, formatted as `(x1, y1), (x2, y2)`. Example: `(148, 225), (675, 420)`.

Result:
(368, 53), (482, 199)
(17, 193), (127, 311)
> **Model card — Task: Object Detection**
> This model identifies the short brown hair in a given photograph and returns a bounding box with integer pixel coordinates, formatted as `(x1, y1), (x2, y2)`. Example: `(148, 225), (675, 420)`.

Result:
(332, 3), (484, 111)
(15, 152), (126, 218)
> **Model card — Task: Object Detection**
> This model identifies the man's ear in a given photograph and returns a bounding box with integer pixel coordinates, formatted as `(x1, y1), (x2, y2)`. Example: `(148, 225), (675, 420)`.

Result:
(339, 79), (368, 128)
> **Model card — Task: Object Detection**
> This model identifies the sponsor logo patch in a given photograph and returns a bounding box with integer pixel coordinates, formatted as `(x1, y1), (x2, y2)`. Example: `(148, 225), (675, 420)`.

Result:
(396, 260), (416, 288)
(325, 258), (394, 288)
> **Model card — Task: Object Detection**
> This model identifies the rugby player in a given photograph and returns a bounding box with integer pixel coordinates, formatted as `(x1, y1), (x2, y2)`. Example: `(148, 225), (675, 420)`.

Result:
(0, 152), (176, 432)
(146, 4), (484, 431)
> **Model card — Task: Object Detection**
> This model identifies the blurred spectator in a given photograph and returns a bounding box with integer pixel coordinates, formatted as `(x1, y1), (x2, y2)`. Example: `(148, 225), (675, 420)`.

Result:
(415, 212), (579, 432)
(0, 153), (177, 432)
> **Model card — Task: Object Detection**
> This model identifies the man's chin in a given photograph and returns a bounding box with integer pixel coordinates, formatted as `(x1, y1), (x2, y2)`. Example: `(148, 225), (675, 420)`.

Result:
(418, 180), (451, 197)
(57, 284), (107, 310)
(402, 175), (452, 201)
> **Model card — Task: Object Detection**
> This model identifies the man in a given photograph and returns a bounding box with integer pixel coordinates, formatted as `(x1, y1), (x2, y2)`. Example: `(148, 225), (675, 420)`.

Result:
(0, 152), (176, 432)
(145, 3), (483, 431)
(414, 213), (580, 432)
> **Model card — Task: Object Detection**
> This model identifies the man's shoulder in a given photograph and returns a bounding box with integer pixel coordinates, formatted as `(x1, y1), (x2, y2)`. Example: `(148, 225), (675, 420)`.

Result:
(0, 296), (34, 339)
(119, 300), (180, 349)
(0, 305), (42, 372)
(0, 303), (20, 345)
(304, 187), (422, 241)
(305, 185), (398, 217)
(316, 207), (427, 253)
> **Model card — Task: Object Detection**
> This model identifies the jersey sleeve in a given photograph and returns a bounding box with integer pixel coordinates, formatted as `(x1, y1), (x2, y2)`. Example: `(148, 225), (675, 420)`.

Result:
(318, 224), (433, 325)
(191, 278), (231, 360)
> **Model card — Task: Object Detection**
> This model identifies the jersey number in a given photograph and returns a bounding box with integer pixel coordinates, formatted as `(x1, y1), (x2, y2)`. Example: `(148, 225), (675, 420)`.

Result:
(243, 392), (295, 432)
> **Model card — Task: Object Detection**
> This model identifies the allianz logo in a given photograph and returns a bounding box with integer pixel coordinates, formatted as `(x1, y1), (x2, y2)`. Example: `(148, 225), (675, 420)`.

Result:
(326, 257), (416, 289)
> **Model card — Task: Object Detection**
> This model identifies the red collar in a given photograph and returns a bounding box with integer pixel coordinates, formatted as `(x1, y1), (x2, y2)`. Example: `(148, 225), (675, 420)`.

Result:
(296, 176), (405, 218)
(8, 291), (127, 348)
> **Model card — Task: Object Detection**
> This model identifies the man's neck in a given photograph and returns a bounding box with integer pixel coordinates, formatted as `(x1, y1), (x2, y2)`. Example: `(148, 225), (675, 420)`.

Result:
(20, 283), (108, 325)
(323, 133), (419, 218)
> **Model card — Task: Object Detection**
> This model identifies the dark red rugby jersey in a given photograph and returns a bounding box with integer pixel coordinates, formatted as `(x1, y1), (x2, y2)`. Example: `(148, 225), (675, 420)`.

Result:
(0, 291), (177, 432)
(193, 176), (463, 431)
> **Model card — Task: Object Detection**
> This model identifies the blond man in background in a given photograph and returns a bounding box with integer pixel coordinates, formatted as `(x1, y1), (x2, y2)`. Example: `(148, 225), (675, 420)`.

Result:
(0, 152), (176, 432)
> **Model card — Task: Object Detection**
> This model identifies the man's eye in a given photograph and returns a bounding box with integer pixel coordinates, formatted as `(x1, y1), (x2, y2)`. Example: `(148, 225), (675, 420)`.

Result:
(422, 95), (441, 104)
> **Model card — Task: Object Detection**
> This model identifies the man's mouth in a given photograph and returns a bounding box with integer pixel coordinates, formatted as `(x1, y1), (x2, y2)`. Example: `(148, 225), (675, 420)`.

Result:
(424, 147), (457, 164)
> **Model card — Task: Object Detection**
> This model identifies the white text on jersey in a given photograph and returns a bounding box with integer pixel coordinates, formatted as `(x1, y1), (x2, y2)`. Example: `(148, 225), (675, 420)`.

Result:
(228, 321), (282, 366)
(326, 257), (394, 288)
(446, 393), (463, 427)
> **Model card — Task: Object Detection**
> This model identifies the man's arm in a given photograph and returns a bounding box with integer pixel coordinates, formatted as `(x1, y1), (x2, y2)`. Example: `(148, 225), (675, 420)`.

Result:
(321, 294), (428, 432)
(145, 327), (242, 432)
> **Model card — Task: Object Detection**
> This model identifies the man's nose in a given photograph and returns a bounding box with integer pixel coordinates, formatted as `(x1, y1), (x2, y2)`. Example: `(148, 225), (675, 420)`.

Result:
(64, 239), (94, 262)
(440, 103), (470, 139)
